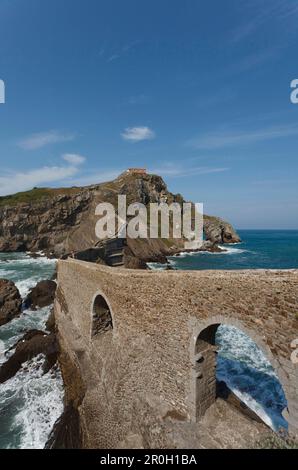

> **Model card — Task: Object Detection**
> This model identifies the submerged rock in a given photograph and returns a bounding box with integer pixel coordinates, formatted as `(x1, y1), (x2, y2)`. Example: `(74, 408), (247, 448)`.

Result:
(0, 279), (22, 326)
(24, 280), (57, 310)
(0, 330), (58, 383)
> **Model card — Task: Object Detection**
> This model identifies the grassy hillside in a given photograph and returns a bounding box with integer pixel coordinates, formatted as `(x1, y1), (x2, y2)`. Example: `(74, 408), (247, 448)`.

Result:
(0, 187), (83, 207)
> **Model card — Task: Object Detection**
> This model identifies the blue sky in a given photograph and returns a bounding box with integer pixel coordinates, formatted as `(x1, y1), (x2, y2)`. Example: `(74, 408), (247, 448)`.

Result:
(0, 0), (298, 228)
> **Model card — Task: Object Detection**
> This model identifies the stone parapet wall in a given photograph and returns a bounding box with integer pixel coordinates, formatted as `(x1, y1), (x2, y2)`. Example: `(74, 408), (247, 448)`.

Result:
(54, 260), (298, 447)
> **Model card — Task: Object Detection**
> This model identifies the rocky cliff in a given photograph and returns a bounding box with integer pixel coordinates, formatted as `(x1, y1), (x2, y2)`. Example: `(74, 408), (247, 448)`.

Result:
(0, 171), (240, 257)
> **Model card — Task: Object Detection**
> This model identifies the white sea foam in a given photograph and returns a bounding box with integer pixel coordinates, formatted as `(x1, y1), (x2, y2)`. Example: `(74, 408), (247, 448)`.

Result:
(216, 325), (287, 431)
(0, 253), (61, 449)
(169, 246), (249, 259)
(16, 278), (39, 298)
(217, 245), (248, 255)
(0, 355), (64, 449)
(229, 387), (275, 430)
(1, 254), (53, 265)
(147, 262), (168, 271)
(0, 340), (6, 365)
(0, 305), (52, 352)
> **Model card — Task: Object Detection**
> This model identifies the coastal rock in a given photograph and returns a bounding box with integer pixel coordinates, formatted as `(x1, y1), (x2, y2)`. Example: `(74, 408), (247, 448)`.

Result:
(0, 172), (240, 258)
(46, 308), (56, 333)
(126, 237), (172, 264)
(0, 279), (22, 326)
(123, 246), (148, 269)
(24, 280), (57, 310)
(204, 215), (241, 244)
(0, 330), (58, 383)
(199, 240), (226, 253)
(123, 254), (148, 270)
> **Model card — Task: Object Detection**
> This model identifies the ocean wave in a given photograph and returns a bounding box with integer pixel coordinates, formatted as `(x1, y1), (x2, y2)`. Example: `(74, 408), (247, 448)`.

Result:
(0, 253), (56, 298)
(168, 246), (249, 259)
(0, 305), (52, 353)
(0, 269), (10, 277)
(0, 355), (64, 449)
(147, 262), (169, 271)
(0, 253), (60, 449)
(1, 257), (55, 267)
(16, 277), (43, 298)
(216, 325), (276, 376)
(216, 325), (287, 431)
(218, 245), (248, 255)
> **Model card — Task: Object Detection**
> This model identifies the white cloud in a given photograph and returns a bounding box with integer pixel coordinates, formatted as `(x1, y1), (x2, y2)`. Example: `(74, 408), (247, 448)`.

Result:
(121, 126), (155, 142)
(107, 54), (120, 63)
(62, 153), (86, 165)
(18, 130), (75, 150)
(0, 165), (79, 196)
(188, 124), (298, 150)
(0, 79), (5, 104)
(105, 40), (141, 63)
(150, 163), (228, 178)
(126, 94), (149, 105)
(66, 170), (122, 187)
(230, 0), (298, 44)
(0, 153), (87, 196)
(228, 47), (281, 75)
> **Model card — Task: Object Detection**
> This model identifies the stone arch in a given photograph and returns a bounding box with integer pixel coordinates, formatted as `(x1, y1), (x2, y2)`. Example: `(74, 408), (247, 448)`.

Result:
(189, 315), (290, 427)
(91, 291), (114, 338)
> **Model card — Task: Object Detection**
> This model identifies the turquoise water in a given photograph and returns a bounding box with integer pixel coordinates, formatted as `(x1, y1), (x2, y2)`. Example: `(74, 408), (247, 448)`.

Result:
(168, 230), (298, 270)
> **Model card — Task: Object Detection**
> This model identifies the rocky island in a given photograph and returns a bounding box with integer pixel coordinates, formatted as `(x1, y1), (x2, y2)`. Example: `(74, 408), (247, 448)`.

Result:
(0, 170), (241, 264)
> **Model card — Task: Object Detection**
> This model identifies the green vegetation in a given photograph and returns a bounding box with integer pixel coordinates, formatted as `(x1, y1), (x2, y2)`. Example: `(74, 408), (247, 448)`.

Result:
(0, 187), (82, 207)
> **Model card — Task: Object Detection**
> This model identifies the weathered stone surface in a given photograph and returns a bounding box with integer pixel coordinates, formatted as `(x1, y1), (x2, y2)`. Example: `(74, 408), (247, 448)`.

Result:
(0, 279), (22, 326)
(54, 260), (298, 447)
(0, 190), (93, 256)
(0, 330), (58, 383)
(45, 404), (82, 449)
(24, 280), (56, 310)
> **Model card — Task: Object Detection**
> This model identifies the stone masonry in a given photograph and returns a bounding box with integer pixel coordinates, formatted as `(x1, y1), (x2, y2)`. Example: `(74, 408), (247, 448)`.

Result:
(54, 259), (298, 447)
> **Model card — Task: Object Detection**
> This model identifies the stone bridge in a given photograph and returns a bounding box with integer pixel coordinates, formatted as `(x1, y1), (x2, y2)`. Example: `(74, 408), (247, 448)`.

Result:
(55, 259), (298, 448)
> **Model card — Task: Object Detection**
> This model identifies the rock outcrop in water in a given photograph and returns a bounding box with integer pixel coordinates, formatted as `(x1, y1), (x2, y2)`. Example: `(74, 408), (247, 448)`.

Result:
(204, 215), (241, 244)
(0, 329), (58, 383)
(0, 279), (22, 326)
(24, 280), (57, 310)
(0, 172), (240, 258)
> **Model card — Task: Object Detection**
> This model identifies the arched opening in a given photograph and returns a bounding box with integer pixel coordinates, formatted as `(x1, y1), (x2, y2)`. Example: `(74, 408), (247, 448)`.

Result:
(194, 323), (288, 432)
(91, 294), (113, 337)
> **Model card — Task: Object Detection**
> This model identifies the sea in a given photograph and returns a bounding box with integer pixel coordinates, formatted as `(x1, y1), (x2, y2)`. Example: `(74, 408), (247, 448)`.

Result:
(0, 230), (297, 448)
(0, 253), (63, 449)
